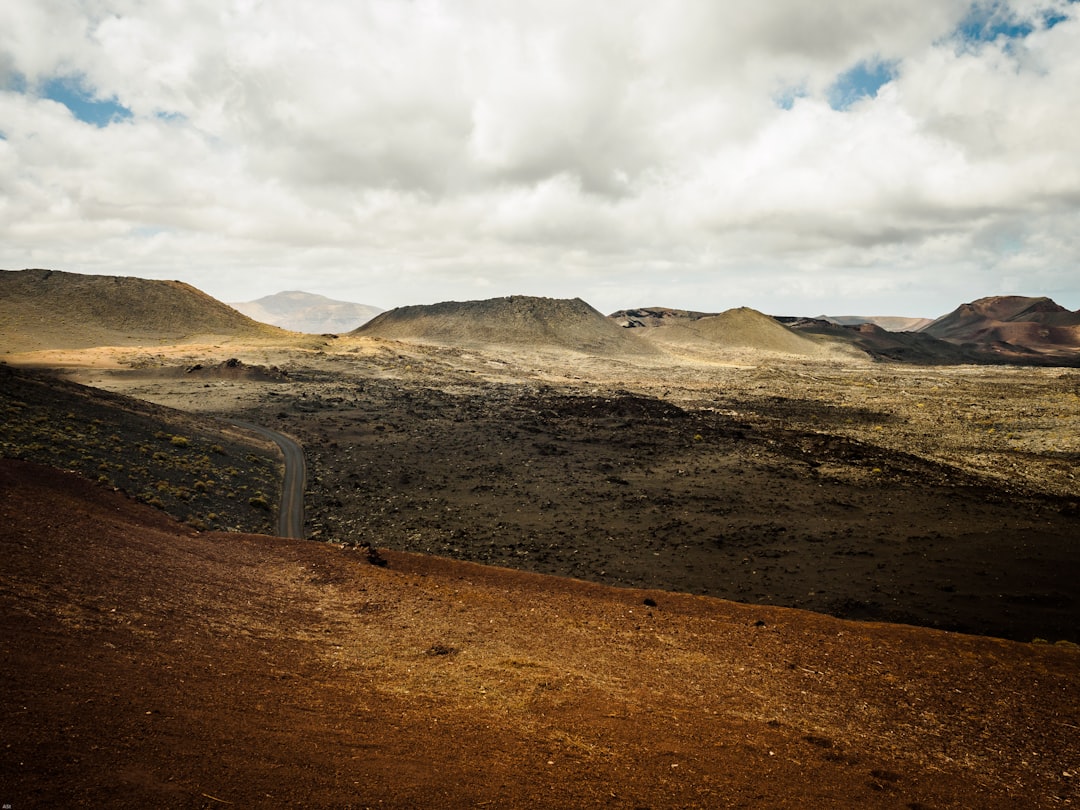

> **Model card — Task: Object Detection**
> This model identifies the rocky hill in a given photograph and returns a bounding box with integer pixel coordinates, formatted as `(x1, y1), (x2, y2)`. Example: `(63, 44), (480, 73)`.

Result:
(921, 296), (1080, 360)
(230, 290), (383, 334)
(1, 268), (286, 352)
(634, 306), (862, 360)
(608, 306), (717, 328)
(355, 295), (657, 356)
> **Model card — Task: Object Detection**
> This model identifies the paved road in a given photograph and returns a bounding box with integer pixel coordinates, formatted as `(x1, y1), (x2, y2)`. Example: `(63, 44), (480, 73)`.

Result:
(230, 420), (306, 539)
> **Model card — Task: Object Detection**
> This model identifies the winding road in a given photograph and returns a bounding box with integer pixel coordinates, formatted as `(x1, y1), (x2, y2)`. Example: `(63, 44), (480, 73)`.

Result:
(230, 420), (306, 539)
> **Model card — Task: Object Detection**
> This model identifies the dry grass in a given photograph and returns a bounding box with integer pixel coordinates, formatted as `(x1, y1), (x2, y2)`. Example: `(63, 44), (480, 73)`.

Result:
(0, 366), (282, 533)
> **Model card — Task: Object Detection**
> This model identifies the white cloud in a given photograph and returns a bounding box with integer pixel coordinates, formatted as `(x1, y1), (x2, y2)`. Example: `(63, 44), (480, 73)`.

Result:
(1, 0), (1078, 317)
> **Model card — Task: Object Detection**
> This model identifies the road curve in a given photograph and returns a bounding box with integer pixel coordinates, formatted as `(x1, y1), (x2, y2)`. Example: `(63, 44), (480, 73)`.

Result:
(230, 420), (306, 539)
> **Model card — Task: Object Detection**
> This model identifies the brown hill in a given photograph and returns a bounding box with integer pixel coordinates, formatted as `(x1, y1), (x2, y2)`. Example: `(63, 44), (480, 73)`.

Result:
(780, 317), (993, 365)
(0, 268), (287, 352)
(3, 458), (1078, 808)
(355, 295), (656, 356)
(921, 296), (1080, 358)
(638, 306), (863, 360)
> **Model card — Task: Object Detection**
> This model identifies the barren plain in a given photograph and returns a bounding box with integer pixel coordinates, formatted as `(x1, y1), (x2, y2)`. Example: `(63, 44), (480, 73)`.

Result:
(27, 332), (1079, 644)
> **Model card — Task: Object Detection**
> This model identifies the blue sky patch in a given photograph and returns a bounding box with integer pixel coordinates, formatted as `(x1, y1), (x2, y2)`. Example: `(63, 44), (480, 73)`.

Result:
(2, 72), (29, 93)
(827, 60), (897, 111)
(952, 0), (1077, 45)
(773, 85), (807, 111)
(1042, 1), (1077, 29)
(956, 3), (1035, 43)
(42, 75), (132, 127)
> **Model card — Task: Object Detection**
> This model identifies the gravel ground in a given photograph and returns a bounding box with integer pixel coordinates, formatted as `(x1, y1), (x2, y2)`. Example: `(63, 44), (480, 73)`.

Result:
(48, 338), (1080, 644)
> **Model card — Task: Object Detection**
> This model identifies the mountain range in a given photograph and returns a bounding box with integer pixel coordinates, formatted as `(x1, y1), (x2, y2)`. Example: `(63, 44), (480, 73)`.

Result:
(3, 269), (1078, 365)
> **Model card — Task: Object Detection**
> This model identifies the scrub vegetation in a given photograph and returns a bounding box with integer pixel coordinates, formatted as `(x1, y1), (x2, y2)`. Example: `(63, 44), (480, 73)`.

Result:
(0, 365), (280, 534)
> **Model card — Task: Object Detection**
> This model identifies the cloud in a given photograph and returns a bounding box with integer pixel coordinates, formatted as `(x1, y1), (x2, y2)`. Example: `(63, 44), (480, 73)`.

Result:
(1, 0), (1078, 316)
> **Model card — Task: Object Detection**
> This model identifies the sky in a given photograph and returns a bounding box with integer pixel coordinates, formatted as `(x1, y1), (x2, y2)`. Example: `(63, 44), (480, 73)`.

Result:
(2, 1), (1079, 318)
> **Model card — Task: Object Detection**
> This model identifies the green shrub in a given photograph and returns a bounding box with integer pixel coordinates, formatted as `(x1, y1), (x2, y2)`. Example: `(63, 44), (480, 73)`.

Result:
(249, 494), (271, 511)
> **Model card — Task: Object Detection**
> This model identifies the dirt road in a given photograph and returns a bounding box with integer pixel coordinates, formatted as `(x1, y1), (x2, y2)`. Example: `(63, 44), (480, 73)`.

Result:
(231, 419), (306, 539)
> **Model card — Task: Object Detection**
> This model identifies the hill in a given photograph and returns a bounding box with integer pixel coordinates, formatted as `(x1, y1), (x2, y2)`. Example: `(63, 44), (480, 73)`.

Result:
(2, 458), (1077, 807)
(635, 306), (863, 360)
(0, 268), (286, 352)
(230, 290), (383, 334)
(355, 295), (657, 356)
(0, 364), (282, 534)
(778, 317), (993, 365)
(608, 306), (717, 328)
(824, 315), (934, 332)
(921, 296), (1080, 360)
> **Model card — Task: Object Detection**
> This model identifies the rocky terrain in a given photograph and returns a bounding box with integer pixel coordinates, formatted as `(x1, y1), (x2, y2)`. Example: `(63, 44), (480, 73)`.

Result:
(0, 364), (283, 534)
(33, 334), (1078, 646)
(4, 271), (1080, 807)
(356, 295), (658, 357)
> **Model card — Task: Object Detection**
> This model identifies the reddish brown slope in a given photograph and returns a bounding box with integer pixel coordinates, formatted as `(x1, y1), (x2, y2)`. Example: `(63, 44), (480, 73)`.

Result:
(922, 296), (1080, 357)
(2, 460), (1078, 808)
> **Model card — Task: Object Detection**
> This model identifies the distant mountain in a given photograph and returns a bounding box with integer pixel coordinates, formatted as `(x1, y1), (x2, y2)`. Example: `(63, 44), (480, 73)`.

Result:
(919, 296), (1080, 356)
(230, 291), (383, 334)
(823, 315), (934, 332)
(1, 268), (284, 352)
(355, 295), (656, 356)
